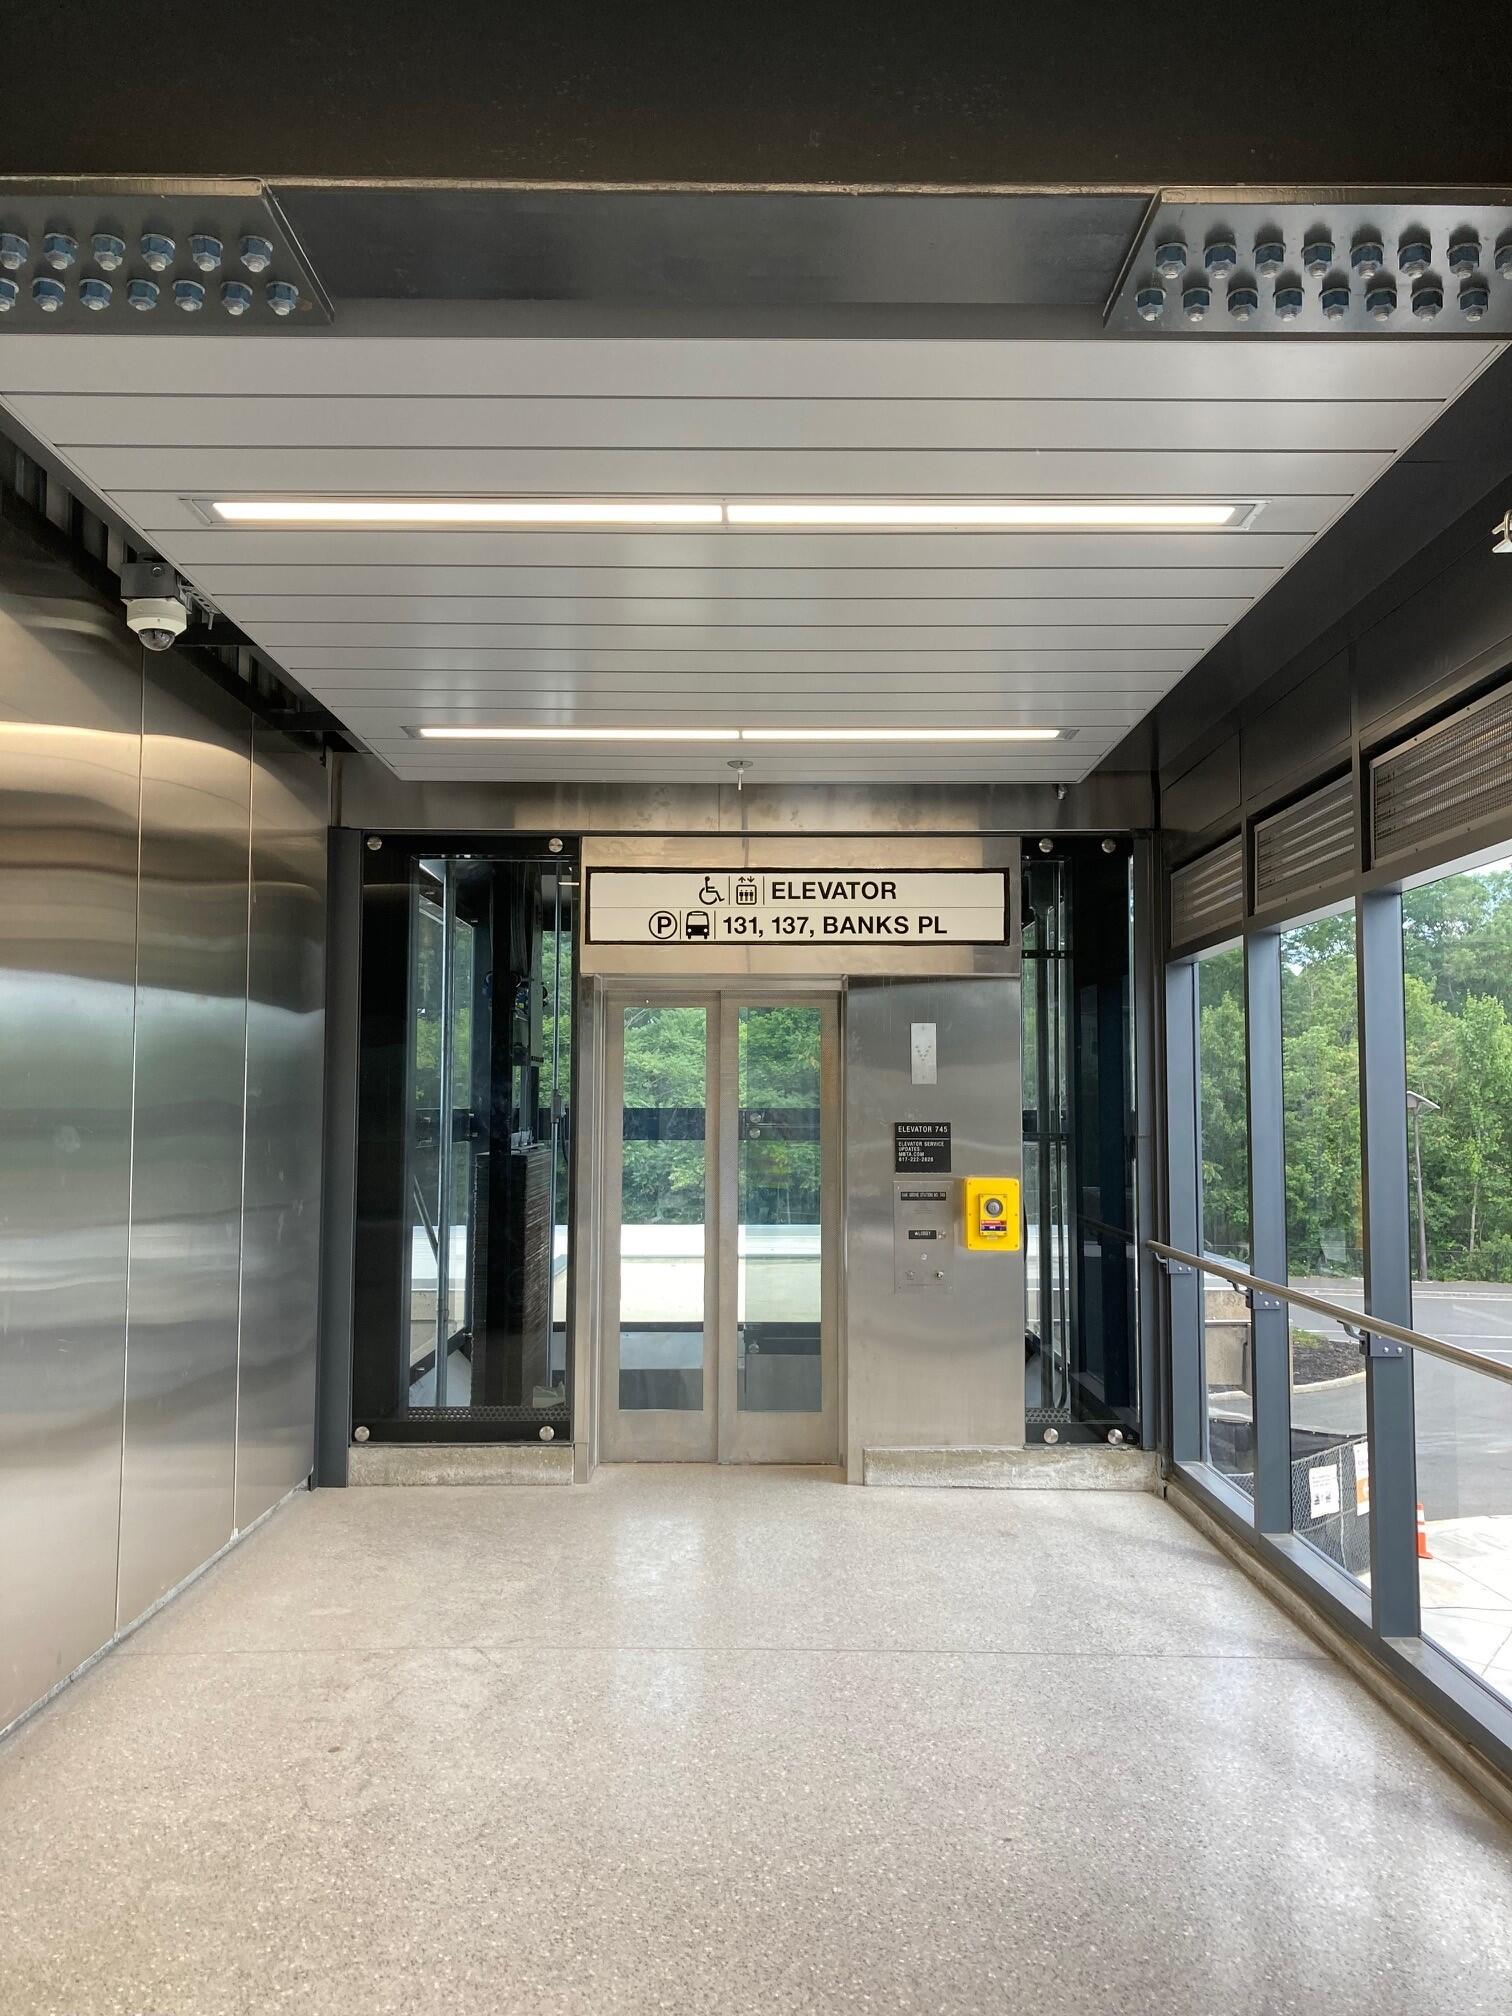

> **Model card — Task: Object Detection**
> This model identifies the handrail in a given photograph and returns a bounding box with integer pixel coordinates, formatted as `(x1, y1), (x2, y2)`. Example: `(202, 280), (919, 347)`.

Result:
(1148, 1240), (1512, 1389)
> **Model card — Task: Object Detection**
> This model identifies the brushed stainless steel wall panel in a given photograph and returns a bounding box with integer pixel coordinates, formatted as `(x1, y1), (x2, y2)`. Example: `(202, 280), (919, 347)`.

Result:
(0, 528), (141, 1732)
(116, 662), (252, 1630)
(235, 727), (328, 1527)
(844, 971), (1025, 1465)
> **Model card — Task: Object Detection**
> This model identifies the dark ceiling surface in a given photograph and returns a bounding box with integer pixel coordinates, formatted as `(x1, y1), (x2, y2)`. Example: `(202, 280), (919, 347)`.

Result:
(9, 2), (1512, 186)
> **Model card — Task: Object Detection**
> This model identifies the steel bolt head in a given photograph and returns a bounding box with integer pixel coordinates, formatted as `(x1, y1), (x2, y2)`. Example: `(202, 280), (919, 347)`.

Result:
(1182, 282), (1211, 322)
(1320, 283), (1351, 321)
(1398, 238), (1432, 278)
(1203, 237), (1238, 276)
(1351, 237), (1385, 277)
(1153, 239), (1187, 279)
(31, 275), (66, 312)
(0, 277), (17, 312)
(1411, 280), (1443, 320)
(41, 232), (77, 271)
(1228, 283), (1260, 322)
(0, 231), (29, 270)
(1274, 282), (1305, 321)
(265, 278), (299, 316)
(239, 234), (274, 273)
(1253, 238), (1286, 276)
(188, 233), (223, 273)
(1366, 279), (1397, 321)
(140, 232), (176, 272)
(91, 232), (126, 271)
(173, 278), (206, 313)
(1449, 236), (1482, 276)
(220, 278), (254, 316)
(79, 277), (112, 312)
(1459, 278), (1491, 322)
(127, 278), (159, 312)
(1302, 236), (1334, 275)
(1134, 283), (1166, 321)
(1496, 240), (1512, 280)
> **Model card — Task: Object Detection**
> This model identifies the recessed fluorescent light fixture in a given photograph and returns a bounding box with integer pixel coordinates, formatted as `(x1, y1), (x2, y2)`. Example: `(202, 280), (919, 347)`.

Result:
(739, 727), (1064, 743)
(207, 499), (724, 526)
(724, 501), (1250, 529)
(411, 725), (1065, 744)
(204, 497), (1252, 531)
(413, 726), (741, 742)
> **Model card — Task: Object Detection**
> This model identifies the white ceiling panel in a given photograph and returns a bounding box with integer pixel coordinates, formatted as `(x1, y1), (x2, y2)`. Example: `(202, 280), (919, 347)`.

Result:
(184, 564), (1275, 601)
(212, 593), (1252, 628)
(247, 621), (1223, 653)
(0, 323), (1499, 785)
(270, 646), (1200, 675)
(100, 527), (1323, 565)
(7, 393), (1441, 453)
(0, 328), (1495, 399)
(65, 444), (1393, 495)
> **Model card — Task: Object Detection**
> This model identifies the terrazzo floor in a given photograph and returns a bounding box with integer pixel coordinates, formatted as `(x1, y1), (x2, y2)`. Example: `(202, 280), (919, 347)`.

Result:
(2, 1466), (1510, 2015)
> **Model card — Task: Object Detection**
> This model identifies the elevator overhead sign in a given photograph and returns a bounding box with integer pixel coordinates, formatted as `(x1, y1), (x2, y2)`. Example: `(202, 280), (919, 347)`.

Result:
(586, 870), (1010, 946)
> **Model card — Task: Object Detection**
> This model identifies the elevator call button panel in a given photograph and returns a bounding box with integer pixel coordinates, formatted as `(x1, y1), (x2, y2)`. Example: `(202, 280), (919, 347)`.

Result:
(963, 1176), (1022, 1252)
(894, 1184), (952, 1290)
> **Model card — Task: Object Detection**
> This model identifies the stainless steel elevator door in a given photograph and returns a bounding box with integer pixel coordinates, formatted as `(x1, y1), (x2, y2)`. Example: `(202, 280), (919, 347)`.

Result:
(600, 992), (840, 1463)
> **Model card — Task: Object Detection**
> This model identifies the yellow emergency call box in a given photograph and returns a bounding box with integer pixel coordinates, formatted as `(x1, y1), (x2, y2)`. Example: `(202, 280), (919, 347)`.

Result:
(963, 1176), (1021, 1252)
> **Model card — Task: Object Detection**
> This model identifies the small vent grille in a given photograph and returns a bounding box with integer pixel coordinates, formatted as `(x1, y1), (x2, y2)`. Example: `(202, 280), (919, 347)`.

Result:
(1169, 836), (1243, 949)
(393, 1405), (569, 1425)
(1253, 774), (1356, 915)
(1372, 679), (1512, 869)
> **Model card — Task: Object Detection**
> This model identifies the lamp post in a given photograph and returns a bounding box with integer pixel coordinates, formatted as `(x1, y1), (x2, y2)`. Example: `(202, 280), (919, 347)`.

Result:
(1405, 1089), (1440, 1283)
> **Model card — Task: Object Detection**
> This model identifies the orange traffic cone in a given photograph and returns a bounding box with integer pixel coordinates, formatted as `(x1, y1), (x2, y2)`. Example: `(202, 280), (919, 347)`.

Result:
(1416, 1502), (1431, 1561)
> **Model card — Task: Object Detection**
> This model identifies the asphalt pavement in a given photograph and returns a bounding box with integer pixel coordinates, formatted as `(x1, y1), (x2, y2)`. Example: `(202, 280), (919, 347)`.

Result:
(1216, 1276), (1512, 1516)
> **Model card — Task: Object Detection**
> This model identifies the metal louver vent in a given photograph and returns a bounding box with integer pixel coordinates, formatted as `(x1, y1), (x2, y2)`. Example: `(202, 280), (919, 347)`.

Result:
(1253, 773), (1356, 916)
(1371, 679), (1512, 869)
(1169, 835), (1243, 950)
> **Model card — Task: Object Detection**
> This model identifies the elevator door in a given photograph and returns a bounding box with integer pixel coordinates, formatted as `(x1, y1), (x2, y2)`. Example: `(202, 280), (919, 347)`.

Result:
(601, 993), (840, 1462)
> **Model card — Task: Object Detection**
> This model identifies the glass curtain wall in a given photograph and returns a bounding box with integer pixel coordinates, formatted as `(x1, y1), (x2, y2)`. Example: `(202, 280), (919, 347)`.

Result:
(1168, 811), (1512, 1753)
(1402, 856), (1512, 1706)
(1195, 944), (1252, 1479)
(353, 845), (576, 1441)
(1022, 840), (1139, 1443)
(1279, 910), (1368, 1580)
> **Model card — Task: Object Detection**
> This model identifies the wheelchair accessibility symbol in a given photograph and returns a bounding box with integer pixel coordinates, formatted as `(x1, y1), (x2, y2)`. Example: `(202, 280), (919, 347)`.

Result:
(648, 910), (679, 941)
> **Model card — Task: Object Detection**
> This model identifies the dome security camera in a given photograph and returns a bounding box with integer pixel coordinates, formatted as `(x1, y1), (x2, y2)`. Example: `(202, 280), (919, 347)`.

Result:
(120, 559), (190, 653)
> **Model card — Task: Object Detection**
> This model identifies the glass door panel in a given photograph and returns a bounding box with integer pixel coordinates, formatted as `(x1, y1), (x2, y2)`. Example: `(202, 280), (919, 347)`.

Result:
(619, 1004), (710, 1412)
(602, 992), (837, 1464)
(736, 1006), (823, 1415)
(717, 995), (840, 1465)
(601, 1000), (717, 1460)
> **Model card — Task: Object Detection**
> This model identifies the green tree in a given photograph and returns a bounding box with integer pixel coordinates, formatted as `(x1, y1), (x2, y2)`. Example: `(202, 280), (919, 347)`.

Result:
(1280, 918), (1362, 1277)
(1198, 949), (1250, 1260)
